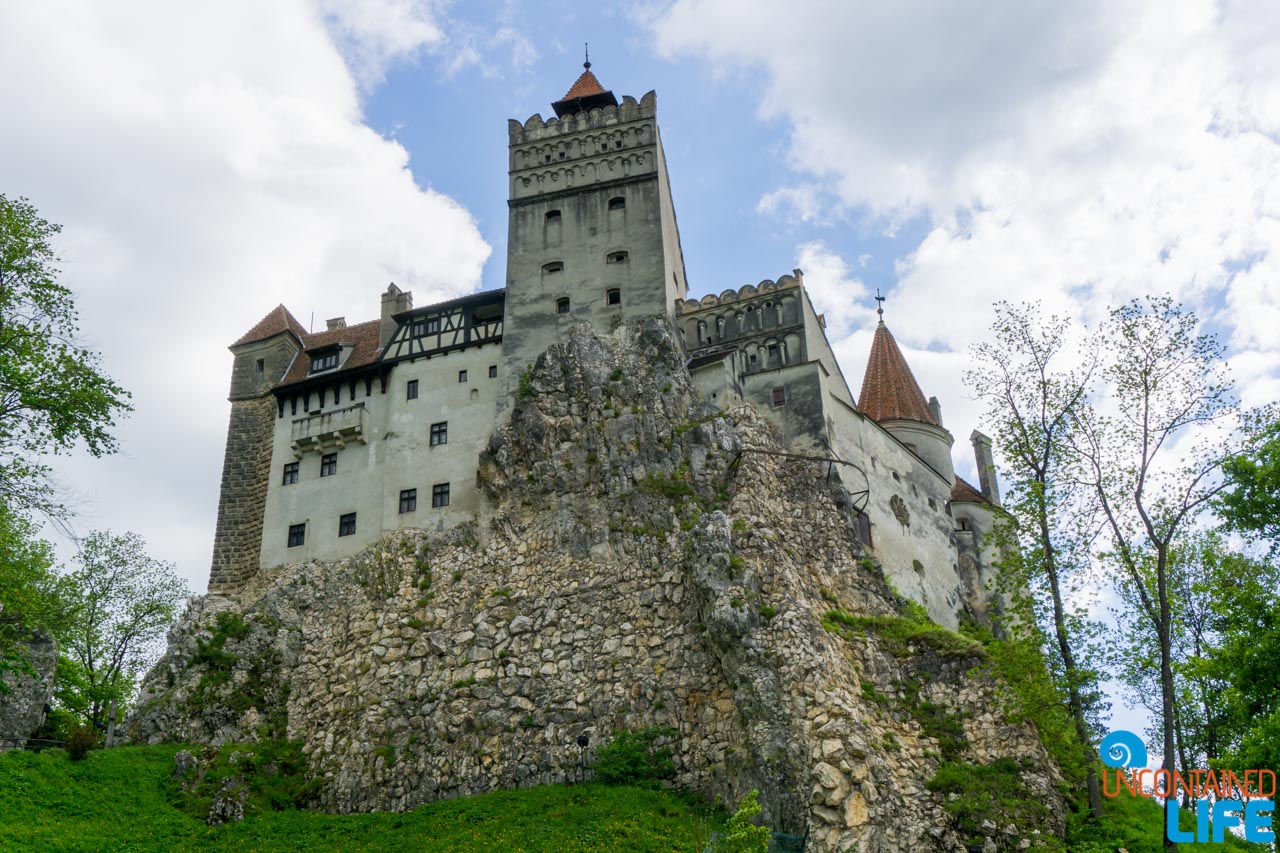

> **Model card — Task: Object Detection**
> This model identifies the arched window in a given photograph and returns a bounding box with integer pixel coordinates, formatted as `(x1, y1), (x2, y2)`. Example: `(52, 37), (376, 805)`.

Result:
(606, 288), (622, 306)
(545, 210), (561, 223)
(607, 197), (626, 211)
(606, 251), (628, 264)
(556, 297), (571, 314)
(542, 261), (563, 274)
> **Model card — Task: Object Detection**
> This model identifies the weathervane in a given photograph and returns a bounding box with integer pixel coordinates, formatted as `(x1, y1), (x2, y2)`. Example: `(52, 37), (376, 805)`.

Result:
(584, 43), (590, 70)
(874, 289), (886, 321)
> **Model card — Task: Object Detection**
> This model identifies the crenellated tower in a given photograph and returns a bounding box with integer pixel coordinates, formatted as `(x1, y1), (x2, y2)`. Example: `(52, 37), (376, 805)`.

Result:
(499, 62), (689, 403)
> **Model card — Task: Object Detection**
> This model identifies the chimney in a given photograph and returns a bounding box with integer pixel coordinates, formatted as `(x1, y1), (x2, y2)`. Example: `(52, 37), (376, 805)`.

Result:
(326, 317), (346, 331)
(380, 283), (413, 348)
(970, 430), (1001, 507)
(927, 396), (944, 427)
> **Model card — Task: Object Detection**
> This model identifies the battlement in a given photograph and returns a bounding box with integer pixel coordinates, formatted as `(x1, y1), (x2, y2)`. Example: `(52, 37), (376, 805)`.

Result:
(507, 91), (657, 143)
(676, 270), (804, 314)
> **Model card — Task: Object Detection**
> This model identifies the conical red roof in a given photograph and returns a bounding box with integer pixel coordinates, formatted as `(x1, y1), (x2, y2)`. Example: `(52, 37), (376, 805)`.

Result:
(231, 304), (306, 348)
(858, 321), (939, 425)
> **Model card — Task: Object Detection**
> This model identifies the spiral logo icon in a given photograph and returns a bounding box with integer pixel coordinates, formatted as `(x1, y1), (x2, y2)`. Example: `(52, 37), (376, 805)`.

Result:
(1099, 730), (1147, 769)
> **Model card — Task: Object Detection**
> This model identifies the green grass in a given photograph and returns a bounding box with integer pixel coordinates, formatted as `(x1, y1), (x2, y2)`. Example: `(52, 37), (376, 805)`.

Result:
(821, 607), (985, 659)
(0, 746), (721, 852)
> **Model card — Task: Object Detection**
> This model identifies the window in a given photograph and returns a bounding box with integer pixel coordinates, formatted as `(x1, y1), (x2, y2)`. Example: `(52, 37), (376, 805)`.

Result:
(256, 358), (265, 374)
(556, 297), (570, 314)
(339, 512), (357, 537)
(772, 386), (786, 407)
(542, 261), (563, 274)
(768, 344), (780, 362)
(545, 210), (561, 223)
(310, 351), (338, 373)
(320, 453), (337, 476)
(411, 317), (440, 337)
(606, 288), (621, 306)
(432, 483), (450, 508)
(607, 197), (625, 211)
(430, 421), (448, 446)
(287, 523), (306, 548)
(606, 251), (628, 264)
(406, 379), (418, 400)
(458, 369), (468, 383)
(399, 489), (417, 513)
(282, 462), (299, 485)
(488, 365), (497, 378)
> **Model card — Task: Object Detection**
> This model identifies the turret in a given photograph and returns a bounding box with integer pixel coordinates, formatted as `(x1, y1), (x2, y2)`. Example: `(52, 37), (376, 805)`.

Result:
(857, 303), (955, 484)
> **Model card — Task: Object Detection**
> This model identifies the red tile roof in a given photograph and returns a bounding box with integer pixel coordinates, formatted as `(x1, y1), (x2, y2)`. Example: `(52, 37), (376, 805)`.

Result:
(231, 304), (307, 348)
(561, 69), (607, 100)
(858, 321), (939, 426)
(950, 476), (992, 505)
(277, 319), (383, 388)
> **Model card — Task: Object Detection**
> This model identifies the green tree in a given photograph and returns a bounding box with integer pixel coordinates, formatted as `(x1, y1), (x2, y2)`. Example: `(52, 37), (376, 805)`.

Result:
(1218, 411), (1280, 552)
(968, 301), (1107, 818)
(0, 194), (131, 519)
(56, 531), (187, 731)
(1073, 296), (1239, 851)
(716, 789), (770, 852)
(0, 502), (74, 690)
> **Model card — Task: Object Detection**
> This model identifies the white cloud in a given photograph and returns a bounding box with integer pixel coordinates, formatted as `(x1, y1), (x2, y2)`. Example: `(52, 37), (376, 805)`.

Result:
(653, 0), (1280, 445)
(0, 0), (491, 590)
(317, 0), (447, 89)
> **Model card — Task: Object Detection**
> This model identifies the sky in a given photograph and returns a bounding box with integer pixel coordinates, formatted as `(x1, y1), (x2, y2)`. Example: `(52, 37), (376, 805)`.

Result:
(2, 1), (1278, 738)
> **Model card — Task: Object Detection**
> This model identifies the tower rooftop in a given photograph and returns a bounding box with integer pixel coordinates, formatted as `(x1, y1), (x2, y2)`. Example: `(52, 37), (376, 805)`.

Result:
(858, 320), (939, 426)
(552, 58), (619, 118)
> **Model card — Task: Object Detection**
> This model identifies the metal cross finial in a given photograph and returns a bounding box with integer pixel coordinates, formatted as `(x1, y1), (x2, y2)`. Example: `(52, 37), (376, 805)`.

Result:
(874, 289), (886, 321)
(584, 43), (590, 70)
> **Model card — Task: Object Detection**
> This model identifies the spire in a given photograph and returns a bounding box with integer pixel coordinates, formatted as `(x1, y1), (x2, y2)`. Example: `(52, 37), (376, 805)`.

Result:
(874, 288), (886, 323)
(552, 52), (619, 118)
(858, 320), (940, 426)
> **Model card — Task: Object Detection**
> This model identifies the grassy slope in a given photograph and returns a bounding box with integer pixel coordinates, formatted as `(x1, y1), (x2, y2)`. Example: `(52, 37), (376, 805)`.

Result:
(0, 746), (717, 852)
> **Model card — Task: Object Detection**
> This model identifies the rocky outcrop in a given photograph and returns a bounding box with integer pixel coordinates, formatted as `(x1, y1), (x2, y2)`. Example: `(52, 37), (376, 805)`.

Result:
(0, 628), (56, 746)
(129, 318), (1065, 851)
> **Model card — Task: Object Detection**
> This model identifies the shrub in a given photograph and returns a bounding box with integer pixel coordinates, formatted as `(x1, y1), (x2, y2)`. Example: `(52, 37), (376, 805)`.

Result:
(593, 726), (679, 787)
(66, 726), (99, 761)
(716, 789), (770, 852)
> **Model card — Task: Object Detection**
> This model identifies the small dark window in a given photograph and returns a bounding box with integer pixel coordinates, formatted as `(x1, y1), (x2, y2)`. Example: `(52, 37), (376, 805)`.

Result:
(399, 489), (417, 513)
(339, 512), (357, 537)
(406, 379), (418, 400)
(607, 197), (625, 211)
(321, 453), (337, 477)
(556, 297), (571, 314)
(606, 251), (628, 264)
(558, 150), (565, 160)
(542, 261), (563, 274)
(488, 365), (497, 378)
(768, 344), (780, 361)
(749, 353), (758, 364)
(311, 352), (338, 372)
(458, 370), (468, 383)
(614, 140), (622, 149)
(606, 288), (621, 306)
(432, 482), (450, 508)
(256, 358), (265, 374)
(282, 462), (299, 485)
(411, 317), (439, 337)
(287, 523), (306, 548)
(772, 386), (786, 407)
(545, 210), (561, 223)
(430, 421), (448, 446)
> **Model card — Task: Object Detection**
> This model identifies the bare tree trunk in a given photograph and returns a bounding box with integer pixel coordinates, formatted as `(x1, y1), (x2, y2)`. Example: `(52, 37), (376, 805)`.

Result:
(1159, 548), (1179, 853)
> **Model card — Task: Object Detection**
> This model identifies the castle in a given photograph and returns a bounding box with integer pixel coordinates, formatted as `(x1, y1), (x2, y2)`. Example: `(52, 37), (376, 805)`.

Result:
(208, 63), (1004, 629)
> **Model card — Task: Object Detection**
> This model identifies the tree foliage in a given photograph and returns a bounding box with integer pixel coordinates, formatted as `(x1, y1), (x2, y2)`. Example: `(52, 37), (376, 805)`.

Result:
(968, 301), (1107, 817)
(0, 502), (73, 690)
(592, 726), (679, 787)
(56, 531), (187, 731)
(1217, 411), (1280, 551)
(0, 194), (131, 519)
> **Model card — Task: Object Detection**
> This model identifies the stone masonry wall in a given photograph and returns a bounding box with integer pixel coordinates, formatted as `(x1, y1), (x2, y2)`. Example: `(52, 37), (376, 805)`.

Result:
(208, 395), (276, 593)
(133, 319), (1065, 852)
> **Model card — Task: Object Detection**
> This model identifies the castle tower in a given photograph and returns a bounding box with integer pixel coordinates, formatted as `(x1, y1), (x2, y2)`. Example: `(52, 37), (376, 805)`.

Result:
(500, 62), (689, 399)
(208, 305), (304, 594)
(858, 313), (956, 484)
